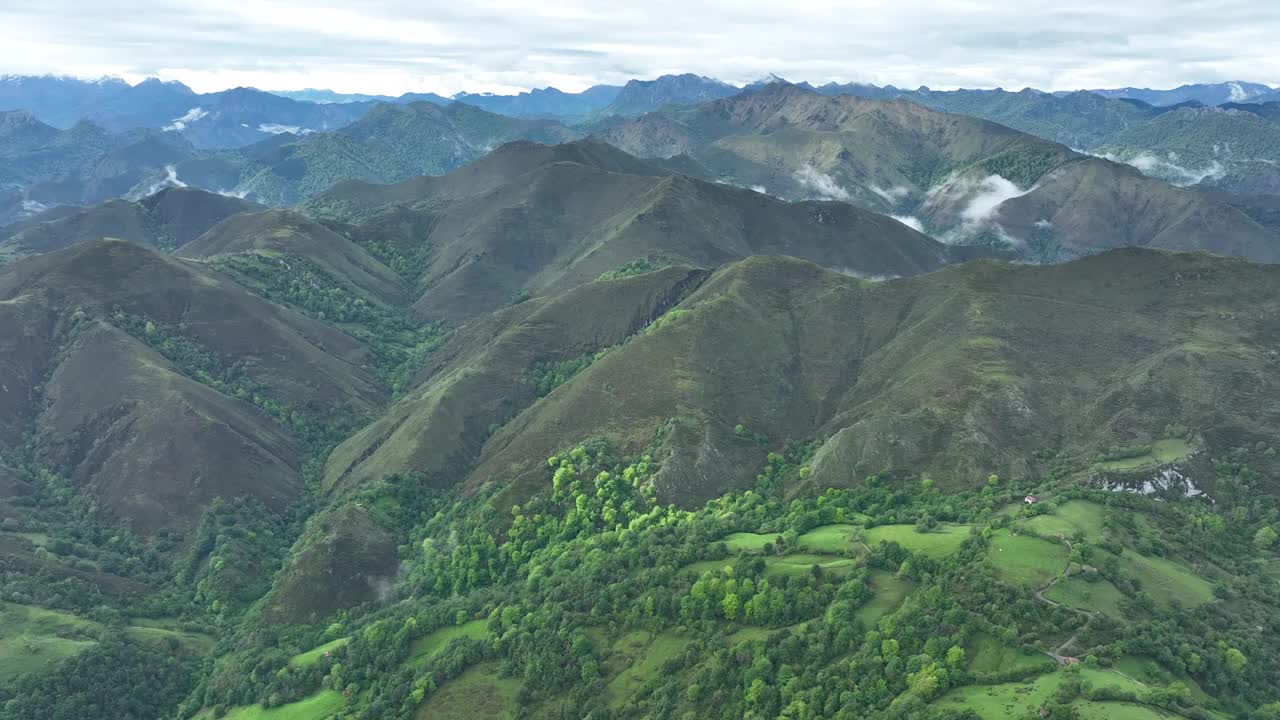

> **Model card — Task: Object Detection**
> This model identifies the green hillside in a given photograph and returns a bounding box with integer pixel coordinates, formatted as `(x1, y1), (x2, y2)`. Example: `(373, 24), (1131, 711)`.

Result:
(1097, 107), (1280, 195)
(0, 186), (261, 261)
(592, 83), (1279, 263)
(0, 114), (1279, 720)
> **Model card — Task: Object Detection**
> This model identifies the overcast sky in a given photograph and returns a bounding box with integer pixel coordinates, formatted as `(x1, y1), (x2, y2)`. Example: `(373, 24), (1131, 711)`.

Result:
(1, 0), (1277, 95)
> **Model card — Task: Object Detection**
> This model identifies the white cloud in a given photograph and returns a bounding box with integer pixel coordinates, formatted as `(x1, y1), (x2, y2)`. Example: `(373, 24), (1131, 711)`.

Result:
(1, 1), (1278, 96)
(1127, 154), (1226, 186)
(1098, 150), (1227, 186)
(257, 123), (312, 135)
(20, 198), (50, 216)
(128, 165), (187, 199)
(959, 175), (1035, 224)
(162, 106), (207, 131)
(834, 268), (901, 281)
(793, 164), (850, 201)
(891, 214), (925, 233)
(749, 185), (767, 194)
(871, 184), (910, 205)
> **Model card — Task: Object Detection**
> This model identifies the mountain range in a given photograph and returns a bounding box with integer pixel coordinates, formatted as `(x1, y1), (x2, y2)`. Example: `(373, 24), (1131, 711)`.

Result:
(3, 67), (1280, 720)
(592, 82), (1279, 263)
(0, 75), (371, 148)
(0, 101), (585, 226)
(1079, 80), (1280, 106)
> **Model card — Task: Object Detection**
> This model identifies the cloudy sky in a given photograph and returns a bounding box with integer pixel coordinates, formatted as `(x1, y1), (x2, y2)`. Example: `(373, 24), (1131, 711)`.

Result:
(1, 0), (1277, 95)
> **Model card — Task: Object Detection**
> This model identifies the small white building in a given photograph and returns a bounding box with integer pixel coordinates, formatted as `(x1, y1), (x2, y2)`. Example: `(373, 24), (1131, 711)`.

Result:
(1024, 495), (1039, 504)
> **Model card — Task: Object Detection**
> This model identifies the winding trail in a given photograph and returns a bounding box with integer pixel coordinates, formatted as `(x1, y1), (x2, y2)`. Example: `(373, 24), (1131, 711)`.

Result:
(1029, 538), (1096, 663)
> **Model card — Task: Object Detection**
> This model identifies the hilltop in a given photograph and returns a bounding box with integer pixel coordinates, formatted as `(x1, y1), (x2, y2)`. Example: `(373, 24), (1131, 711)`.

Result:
(306, 138), (953, 323)
(0, 186), (262, 259)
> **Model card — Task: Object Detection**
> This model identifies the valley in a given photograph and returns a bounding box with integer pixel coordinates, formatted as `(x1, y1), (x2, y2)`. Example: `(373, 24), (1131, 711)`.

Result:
(0, 65), (1279, 720)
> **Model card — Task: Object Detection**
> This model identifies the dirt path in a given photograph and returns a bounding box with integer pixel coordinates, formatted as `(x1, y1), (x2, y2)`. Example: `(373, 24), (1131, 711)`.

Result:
(1030, 540), (1095, 662)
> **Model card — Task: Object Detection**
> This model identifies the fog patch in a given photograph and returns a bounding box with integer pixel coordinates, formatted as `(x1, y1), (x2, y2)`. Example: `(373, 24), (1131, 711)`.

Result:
(959, 175), (1035, 224)
(833, 267), (900, 281)
(1126, 153), (1226, 186)
(793, 164), (851, 201)
(891, 214), (925, 233)
(870, 184), (910, 205)
(20, 198), (50, 216)
(163, 107), (208, 132)
(1034, 219), (1054, 229)
(128, 165), (187, 200)
(750, 185), (768, 194)
(1095, 150), (1227, 187)
(258, 123), (313, 135)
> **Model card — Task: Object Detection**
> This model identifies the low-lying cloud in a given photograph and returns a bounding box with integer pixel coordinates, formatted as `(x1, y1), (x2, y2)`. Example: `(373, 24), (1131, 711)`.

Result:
(922, 172), (1037, 246)
(1121, 152), (1226, 186)
(163, 107), (208, 131)
(20, 198), (50, 216)
(129, 165), (187, 199)
(793, 164), (850, 201)
(891, 214), (925, 233)
(834, 267), (901, 282)
(258, 122), (313, 135)
(960, 174), (1035, 224)
(871, 184), (911, 205)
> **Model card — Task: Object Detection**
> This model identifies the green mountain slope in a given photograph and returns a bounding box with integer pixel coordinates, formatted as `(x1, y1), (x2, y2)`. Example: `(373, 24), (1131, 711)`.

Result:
(0, 187), (261, 260)
(307, 139), (953, 323)
(176, 209), (404, 303)
(218, 102), (583, 205)
(1096, 106), (1280, 195)
(323, 250), (1280, 515)
(0, 240), (383, 532)
(4, 89), (1280, 720)
(593, 83), (1279, 263)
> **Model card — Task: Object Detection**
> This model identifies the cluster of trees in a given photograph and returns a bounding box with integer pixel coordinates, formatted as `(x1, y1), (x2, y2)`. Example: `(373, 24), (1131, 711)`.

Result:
(681, 560), (848, 627)
(109, 310), (366, 451)
(0, 442), (168, 614)
(530, 347), (615, 397)
(976, 146), (1069, 188)
(598, 257), (673, 282)
(172, 497), (291, 620)
(207, 252), (446, 394)
(0, 636), (196, 720)
(11, 419), (1280, 720)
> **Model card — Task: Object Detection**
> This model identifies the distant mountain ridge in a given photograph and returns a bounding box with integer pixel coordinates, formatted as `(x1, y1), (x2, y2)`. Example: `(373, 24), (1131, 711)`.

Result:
(453, 84), (622, 119)
(591, 82), (1279, 263)
(0, 75), (372, 149)
(1079, 81), (1277, 107)
(0, 101), (585, 226)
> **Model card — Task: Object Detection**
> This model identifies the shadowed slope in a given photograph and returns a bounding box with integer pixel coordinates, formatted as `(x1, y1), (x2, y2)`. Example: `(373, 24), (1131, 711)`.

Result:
(177, 208), (403, 303)
(38, 323), (301, 533)
(308, 139), (952, 324)
(324, 265), (709, 492)
(0, 187), (262, 258)
(0, 240), (384, 532)
(431, 250), (1279, 505)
